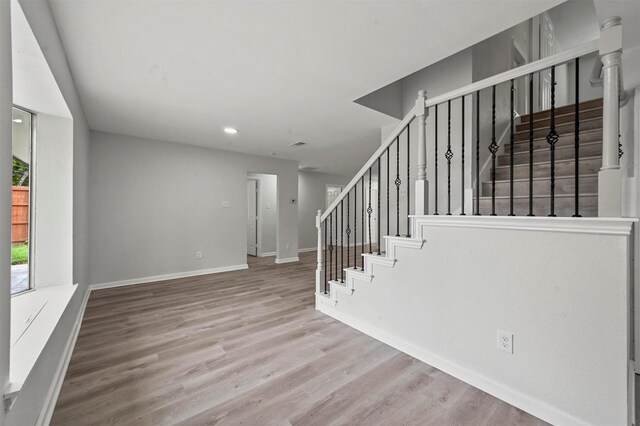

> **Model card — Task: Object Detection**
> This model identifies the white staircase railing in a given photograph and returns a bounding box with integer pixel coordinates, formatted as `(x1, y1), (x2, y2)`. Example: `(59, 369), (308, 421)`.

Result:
(315, 16), (626, 296)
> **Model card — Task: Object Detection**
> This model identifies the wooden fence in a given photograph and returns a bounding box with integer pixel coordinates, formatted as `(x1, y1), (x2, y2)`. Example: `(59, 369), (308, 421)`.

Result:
(12, 186), (29, 244)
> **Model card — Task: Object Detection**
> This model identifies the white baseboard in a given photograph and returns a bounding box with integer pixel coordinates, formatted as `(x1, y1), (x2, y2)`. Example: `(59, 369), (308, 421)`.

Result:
(275, 257), (299, 264)
(258, 251), (277, 257)
(36, 288), (91, 426)
(90, 264), (249, 290)
(298, 247), (317, 253)
(318, 304), (589, 426)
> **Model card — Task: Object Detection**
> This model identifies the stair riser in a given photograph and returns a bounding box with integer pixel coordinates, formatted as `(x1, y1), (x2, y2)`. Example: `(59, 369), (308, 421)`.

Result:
(514, 118), (601, 142)
(516, 108), (602, 132)
(506, 131), (601, 154)
(495, 157), (601, 180)
(498, 143), (601, 166)
(477, 196), (597, 217)
(519, 99), (602, 123)
(482, 176), (598, 197)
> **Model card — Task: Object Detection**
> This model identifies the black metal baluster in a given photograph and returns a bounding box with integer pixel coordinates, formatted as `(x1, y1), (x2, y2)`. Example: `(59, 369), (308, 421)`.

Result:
(509, 79), (515, 216)
(489, 85), (498, 216)
(395, 137), (401, 235)
(329, 212), (333, 283)
(336, 206), (340, 281)
(406, 126), (411, 237)
(573, 58), (581, 218)
(346, 193), (350, 269)
(546, 66), (558, 217)
(434, 105), (439, 215)
(377, 158), (381, 254)
(461, 96), (466, 215)
(361, 175), (364, 270)
(353, 181), (358, 269)
(386, 147), (390, 238)
(475, 91), (480, 215)
(324, 218), (327, 293)
(446, 100), (453, 215)
(368, 168), (373, 254)
(340, 200), (344, 283)
(528, 73), (534, 216)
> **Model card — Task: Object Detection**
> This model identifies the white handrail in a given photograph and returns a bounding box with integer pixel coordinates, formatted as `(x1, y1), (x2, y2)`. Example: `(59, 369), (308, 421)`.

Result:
(424, 39), (599, 108)
(320, 106), (417, 222)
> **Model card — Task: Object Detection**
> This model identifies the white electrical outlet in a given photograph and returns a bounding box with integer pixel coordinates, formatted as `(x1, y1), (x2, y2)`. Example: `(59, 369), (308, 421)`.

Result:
(222, 201), (230, 208)
(196, 251), (203, 259)
(286, 242), (290, 250)
(497, 330), (513, 354)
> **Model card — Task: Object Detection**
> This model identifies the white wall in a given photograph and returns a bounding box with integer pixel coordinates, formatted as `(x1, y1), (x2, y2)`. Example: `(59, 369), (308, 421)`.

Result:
(0, 2), (13, 424)
(248, 173), (277, 256)
(320, 218), (634, 425)
(2, 0), (91, 423)
(298, 170), (351, 250)
(89, 131), (300, 285)
(33, 113), (74, 288)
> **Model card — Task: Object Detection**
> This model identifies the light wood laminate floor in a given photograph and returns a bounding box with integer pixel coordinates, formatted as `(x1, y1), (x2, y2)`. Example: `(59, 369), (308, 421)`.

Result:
(52, 250), (547, 425)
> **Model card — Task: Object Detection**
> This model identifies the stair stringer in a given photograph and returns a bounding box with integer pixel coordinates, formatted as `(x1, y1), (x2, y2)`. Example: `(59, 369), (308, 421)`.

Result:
(318, 220), (425, 307)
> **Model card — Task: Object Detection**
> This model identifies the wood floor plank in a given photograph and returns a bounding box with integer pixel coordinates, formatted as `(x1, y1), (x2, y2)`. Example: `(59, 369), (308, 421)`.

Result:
(51, 251), (547, 425)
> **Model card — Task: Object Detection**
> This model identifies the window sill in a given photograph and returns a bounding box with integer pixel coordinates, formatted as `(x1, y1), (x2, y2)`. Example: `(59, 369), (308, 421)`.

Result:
(4, 284), (77, 402)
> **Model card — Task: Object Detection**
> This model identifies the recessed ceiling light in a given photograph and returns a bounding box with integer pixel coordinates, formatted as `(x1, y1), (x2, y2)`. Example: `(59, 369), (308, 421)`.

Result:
(12, 119), (22, 123)
(224, 127), (238, 134)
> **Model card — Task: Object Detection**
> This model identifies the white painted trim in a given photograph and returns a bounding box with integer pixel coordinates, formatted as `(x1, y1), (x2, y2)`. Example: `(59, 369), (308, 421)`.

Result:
(91, 264), (249, 290)
(298, 247), (317, 253)
(319, 304), (590, 426)
(36, 288), (90, 426)
(275, 257), (299, 264)
(410, 215), (636, 236)
(424, 39), (599, 108)
(258, 251), (276, 257)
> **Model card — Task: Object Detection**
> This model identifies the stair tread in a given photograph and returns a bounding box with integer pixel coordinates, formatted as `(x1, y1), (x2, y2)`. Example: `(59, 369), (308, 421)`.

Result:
(519, 99), (602, 122)
(524, 105), (602, 120)
(479, 193), (597, 200)
(488, 173), (598, 184)
(518, 106), (602, 128)
(495, 155), (601, 169)
(503, 140), (601, 157)
(514, 116), (601, 136)
(511, 128), (601, 146)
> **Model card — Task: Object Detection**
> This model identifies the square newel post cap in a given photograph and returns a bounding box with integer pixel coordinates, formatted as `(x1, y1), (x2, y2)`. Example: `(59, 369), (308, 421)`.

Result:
(415, 90), (428, 117)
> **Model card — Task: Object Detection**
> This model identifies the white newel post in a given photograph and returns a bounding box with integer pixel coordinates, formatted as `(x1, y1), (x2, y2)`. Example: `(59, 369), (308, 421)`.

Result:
(415, 89), (429, 215)
(315, 210), (323, 298)
(598, 16), (623, 217)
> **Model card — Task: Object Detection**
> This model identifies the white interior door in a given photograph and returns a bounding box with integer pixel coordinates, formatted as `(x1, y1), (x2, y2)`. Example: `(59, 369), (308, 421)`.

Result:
(247, 179), (258, 256)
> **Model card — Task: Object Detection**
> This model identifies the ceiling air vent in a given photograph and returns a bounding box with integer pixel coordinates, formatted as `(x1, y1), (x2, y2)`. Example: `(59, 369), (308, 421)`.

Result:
(299, 166), (319, 172)
(289, 141), (307, 147)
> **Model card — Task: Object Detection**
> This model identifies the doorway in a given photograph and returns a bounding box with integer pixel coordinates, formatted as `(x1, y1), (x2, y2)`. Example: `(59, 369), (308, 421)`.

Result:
(247, 173), (278, 264)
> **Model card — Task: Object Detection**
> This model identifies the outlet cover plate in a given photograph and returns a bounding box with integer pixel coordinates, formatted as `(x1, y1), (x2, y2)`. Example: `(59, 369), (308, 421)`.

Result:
(497, 330), (513, 354)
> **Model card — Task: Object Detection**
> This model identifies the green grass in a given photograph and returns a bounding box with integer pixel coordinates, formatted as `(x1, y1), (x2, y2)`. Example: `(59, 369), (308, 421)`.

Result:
(12, 243), (28, 265)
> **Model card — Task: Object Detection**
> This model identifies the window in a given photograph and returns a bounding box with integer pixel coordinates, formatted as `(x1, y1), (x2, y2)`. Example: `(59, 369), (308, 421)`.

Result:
(11, 106), (33, 295)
